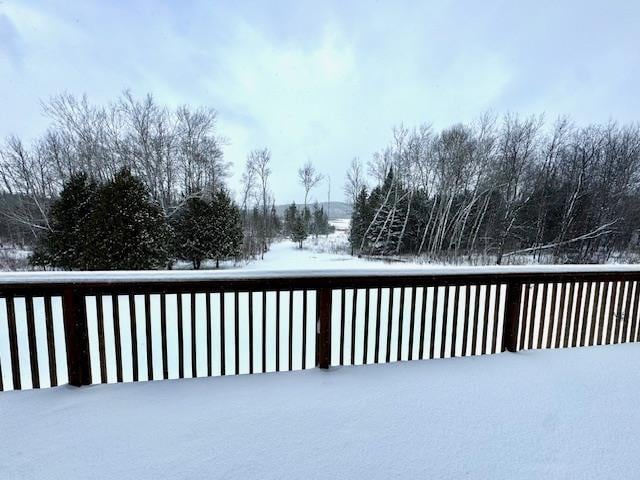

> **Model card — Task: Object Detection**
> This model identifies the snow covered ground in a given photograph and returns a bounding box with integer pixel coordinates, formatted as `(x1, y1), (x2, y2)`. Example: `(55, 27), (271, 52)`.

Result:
(1, 344), (639, 479)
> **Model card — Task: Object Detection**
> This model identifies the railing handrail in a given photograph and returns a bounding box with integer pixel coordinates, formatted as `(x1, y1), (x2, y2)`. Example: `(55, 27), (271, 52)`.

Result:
(1, 264), (640, 286)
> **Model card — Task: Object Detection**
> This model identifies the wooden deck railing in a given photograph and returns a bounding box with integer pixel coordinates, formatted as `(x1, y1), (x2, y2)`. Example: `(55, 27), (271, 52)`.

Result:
(1, 266), (639, 391)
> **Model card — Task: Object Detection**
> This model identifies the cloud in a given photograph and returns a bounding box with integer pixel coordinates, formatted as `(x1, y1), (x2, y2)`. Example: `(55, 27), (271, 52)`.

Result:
(0, 0), (638, 203)
(0, 13), (23, 67)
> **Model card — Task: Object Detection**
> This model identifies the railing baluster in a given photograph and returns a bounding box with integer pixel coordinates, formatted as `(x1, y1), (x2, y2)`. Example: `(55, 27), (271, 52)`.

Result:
(441, 286), (450, 358)
(24, 295), (39, 388)
(519, 284), (530, 350)
(481, 285), (490, 354)
(546, 283), (557, 349)
(462, 285), (471, 356)
(261, 291), (266, 373)
(220, 291), (226, 375)
(571, 282), (584, 347)
(623, 281), (635, 342)
(363, 288), (370, 364)
(191, 292), (197, 377)
(44, 296), (57, 387)
(144, 293), (153, 381)
(276, 290), (280, 372)
(302, 290), (308, 369)
(588, 282), (601, 346)
(386, 288), (394, 362)
(339, 288), (345, 365)
(537, 283), (549, 350)
(248, 291), (254, 374)
(419, 286), (428, 359)
(177, 293), (184, 378)
(597, 282), (609, 346)
(207, 292), (212, 376)
(450, 285), (459, 358)
(397, 287), (406, 361)
(579, 282), (592, 346)
(563, 282), (576, 348)
(429, 287), (438, 359)
(160, 294), (167, 380)
(492, 285), (502, 354)
(288, 290), (294, 371)
(606, 282), (619, 344)
(614, 281), (628, 343)
(128, 294), (139, 382)
(554, 283), (566, 348)
(408, 286), (417, 360)
(471, 285), (480, 355)
(374, 287), (382, 363)
(235, 291), (240, 375)
(630, 281), (640, 342)
(96, 295), (107, 384)
(113, 295), (124, 383)
(351, 288), (358, 365)
(527, 283), (539, 350)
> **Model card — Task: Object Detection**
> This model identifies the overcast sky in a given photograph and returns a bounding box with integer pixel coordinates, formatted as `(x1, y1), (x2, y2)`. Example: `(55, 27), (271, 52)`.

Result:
(1, 0), (639, 203)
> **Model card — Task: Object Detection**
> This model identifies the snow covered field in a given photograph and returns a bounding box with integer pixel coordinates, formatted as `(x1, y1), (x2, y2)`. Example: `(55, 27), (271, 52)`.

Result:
(1, 344), (639, 479)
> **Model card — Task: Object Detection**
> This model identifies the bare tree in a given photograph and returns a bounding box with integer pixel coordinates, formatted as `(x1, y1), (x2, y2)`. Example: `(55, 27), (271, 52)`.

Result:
(298, 160), (323, 209)
(344, 157), (367, 204)
(247, 148), (272, 259)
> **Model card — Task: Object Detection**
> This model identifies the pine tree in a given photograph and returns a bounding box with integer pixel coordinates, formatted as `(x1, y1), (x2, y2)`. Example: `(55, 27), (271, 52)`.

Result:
(311, 202), (330, 238)
(30, 173), (98, 270)
(284, 202), (297, 237)
(211, 189), (243, 268)
(291, 207), (308, 248)
(86, 168), (170, 270)
(349, 187), (371, 255)
(171, 196), (216, 269)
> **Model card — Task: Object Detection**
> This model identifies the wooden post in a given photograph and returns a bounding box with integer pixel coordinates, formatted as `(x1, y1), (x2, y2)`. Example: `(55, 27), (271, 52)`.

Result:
(62, 287), (91, 387)
(316, 288), (332, 369)
(503, 282), (522, 353)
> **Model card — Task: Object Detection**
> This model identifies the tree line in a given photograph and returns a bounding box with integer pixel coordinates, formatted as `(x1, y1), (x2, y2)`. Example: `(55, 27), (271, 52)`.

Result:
(346, 115), (640, 264)
(0, 91), (332, 270)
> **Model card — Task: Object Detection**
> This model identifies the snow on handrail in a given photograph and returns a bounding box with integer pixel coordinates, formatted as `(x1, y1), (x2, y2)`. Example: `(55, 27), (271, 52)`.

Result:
(0, 264), (640, 285)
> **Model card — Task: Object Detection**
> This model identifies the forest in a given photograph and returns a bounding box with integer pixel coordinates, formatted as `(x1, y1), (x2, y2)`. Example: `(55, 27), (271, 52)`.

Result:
(346, 115), (640, 264)
(1, 91), (639, 269)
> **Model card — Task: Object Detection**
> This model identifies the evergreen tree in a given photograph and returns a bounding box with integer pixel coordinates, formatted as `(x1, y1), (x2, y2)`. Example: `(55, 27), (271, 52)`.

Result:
(291, 208), (308, 248)
(210, 189), (243, 268)
(349, 187), (372, 255)
(284, 202), (298, 236)
(30, 173), (97, 270)
(86, 168), (170, 270)
(171, 196), (216, 269)
(311, 202), (330, 238)
(303, 205), (312, 232)
(283, 202), (308, 248)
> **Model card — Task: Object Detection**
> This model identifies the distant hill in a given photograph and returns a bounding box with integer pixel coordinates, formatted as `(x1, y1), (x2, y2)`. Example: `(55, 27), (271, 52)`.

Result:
(274, 201), (352, 220)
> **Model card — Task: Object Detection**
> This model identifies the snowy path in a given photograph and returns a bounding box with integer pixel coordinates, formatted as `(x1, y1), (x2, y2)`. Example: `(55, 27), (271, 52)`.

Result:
(2, 344), (640, 479)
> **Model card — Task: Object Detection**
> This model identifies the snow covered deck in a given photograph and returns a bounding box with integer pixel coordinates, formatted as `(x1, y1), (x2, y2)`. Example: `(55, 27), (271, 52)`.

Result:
(2, 344), (639, 479)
